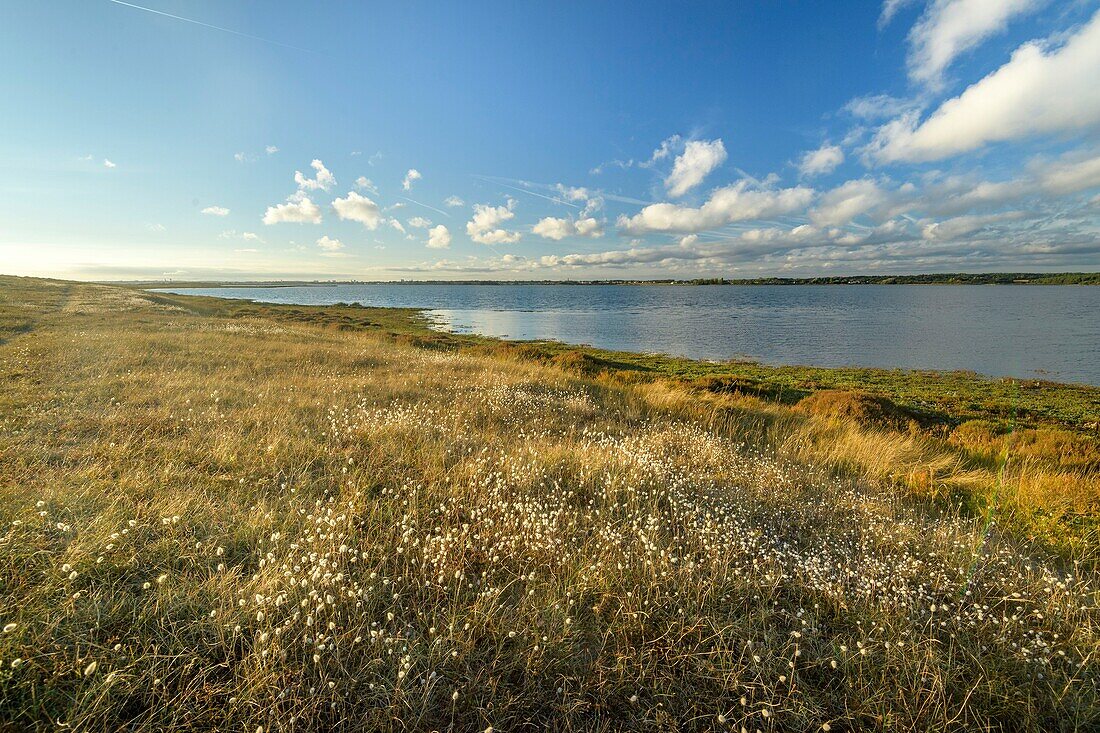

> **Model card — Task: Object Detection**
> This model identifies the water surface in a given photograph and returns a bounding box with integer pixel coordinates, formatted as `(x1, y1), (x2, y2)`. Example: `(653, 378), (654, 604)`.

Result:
(157, 284), (1100, 385)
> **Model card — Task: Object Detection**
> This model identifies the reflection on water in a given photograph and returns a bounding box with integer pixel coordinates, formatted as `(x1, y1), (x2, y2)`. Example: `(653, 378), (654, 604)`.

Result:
(156, 284), (1100, 384)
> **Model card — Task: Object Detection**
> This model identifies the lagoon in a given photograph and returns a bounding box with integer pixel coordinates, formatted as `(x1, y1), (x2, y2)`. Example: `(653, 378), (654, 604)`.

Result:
(157, 284), (1100, 385)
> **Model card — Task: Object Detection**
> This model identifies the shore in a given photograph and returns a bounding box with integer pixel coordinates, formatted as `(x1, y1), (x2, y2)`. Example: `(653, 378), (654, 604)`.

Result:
(1, 275), (1097, 731)
(94, 271), (1100, 288)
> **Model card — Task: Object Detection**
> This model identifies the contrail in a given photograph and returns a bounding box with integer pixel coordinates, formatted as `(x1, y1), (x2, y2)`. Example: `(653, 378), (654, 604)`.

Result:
(476, 174), (654, 206)
(471, 175), (580, 208)
(106, 0), (313, 53)
(398, 196), (452, 218)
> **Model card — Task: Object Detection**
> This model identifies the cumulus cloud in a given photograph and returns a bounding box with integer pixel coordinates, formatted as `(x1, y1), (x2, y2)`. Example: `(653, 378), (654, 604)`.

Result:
(907, 0), (1042, 89)
(316, 235), (345, 256)
(444, 196), (465, 207)
(466, 200), (521, 244)
(265, 145), (279, 155)
(332, 191), (382, 229)
(665, 139), (728, 197)
(921, 211), (1026, 240)
(201, 205), (230, 216)
(427, 224), (452, 249)
(263, 196), (322, 225)
(294, 159), (336, 191)
(402, 169), (422, 191)
(810, 179), (899, 227)
(618, 181), (815, 234)
(103, 158), (117, 169)
(532, 217), (572, 241)
(869, 10), (1100, 163)
(554, 184), (591, 202)
(648, 135), (681, 164)
(532, 216), (605, 241)
(407, 216), (433, 229)
(798, 144), (845, 177)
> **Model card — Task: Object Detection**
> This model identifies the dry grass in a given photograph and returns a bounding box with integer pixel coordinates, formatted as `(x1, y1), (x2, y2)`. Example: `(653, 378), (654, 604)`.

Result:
(0, 276), (1098, 732)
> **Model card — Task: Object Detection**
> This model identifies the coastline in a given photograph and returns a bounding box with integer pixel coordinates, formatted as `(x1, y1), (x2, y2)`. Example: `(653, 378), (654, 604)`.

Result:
(90, 271), (1100, 289)
(136, 282), (1100, 428)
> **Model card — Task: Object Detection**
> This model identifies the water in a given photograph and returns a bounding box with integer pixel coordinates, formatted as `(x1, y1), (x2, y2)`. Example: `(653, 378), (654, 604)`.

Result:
(156, 284), (1100, 385)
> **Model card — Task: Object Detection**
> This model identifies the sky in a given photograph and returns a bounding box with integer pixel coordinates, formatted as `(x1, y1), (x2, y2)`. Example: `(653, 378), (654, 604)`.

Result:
(2, 0), (1100, 281)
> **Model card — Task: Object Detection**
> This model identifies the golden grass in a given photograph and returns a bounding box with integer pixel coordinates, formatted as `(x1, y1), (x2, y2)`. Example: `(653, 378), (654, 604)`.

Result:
(0, 276), (1097, 732)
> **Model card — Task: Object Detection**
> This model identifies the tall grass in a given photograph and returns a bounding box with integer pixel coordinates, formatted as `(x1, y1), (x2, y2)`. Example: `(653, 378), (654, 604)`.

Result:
(0, 278), (1097, 731)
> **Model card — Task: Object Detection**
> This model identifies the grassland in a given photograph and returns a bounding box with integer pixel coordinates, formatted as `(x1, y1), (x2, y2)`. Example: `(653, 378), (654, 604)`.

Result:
(1, 275), (1097, 732)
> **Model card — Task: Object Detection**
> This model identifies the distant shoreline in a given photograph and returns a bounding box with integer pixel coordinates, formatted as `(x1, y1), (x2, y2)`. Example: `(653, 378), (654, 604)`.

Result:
(112, 271), (1100, 289)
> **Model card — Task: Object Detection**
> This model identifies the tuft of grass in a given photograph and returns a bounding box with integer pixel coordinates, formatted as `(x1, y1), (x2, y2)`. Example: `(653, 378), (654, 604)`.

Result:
(0, 275), (1097, 732)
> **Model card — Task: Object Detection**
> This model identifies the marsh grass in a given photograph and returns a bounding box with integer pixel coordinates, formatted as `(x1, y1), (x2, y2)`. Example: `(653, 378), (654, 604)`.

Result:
(0, 276), (1097, 732)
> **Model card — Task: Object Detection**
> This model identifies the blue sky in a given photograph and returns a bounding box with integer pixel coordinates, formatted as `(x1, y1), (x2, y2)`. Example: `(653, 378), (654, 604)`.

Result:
(2, 0), (1099, 280)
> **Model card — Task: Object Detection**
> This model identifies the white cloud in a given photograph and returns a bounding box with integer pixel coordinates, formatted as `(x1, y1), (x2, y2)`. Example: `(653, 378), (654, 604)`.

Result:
(332, 191), (382, 229)
(1036, 150), (1100, 195)
(573, 217), (603, 237)
(809, 179), (891, 227)
(242, 231), (262, 242)
(466, 200), (521, 244)
(532, 216), (605, 240)
(427, 224), (452, 249)
(294, 159), (336, 191)
(879, 0), (918, 28)
(316, 235), (345, 256)
(407, 216), (433, 228)
(201, 205), (230, 216)
(531, 217), (572, 241)
(146, 223), (166, 232)
(234, 152), (247, 162)
(219, 230), (264, 243)
(798, 144), (845, 177)
(355, 176), (378, 194)
(402, 169), (422, 191)
(665, 139), (728, 197)
(648, 135), (681, 164)
(618, 181), (815, 234)
(921, 211), (1026, 239)
(870, 9), (1100, 163)
(265, 145), (279, 155)
(907, 0), (1042, 88)
(530, 215), (602, 241)
(103, 158), (116, 168)
(554, 184), (590, 202)
(843, 94), (918, 120)
(263, 196), (322, 225)
(389, 219), (407, 235)
(444, 196), (465, 207)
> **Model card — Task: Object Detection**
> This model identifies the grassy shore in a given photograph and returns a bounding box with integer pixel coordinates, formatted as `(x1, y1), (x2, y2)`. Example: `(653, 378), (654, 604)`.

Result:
(1, 275), (1097, 731)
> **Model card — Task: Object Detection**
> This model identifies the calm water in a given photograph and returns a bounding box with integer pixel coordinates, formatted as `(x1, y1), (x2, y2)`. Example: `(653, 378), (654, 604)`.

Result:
(157, 284), (1100, 385)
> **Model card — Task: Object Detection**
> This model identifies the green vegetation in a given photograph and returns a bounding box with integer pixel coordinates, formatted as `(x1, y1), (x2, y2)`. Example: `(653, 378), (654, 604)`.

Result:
(1, 275), (1097, 731)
